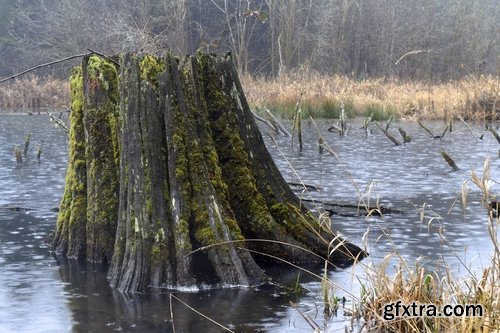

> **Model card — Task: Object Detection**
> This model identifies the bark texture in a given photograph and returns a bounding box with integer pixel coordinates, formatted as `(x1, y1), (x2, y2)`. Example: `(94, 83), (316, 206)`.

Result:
(53, 51), (366, 293)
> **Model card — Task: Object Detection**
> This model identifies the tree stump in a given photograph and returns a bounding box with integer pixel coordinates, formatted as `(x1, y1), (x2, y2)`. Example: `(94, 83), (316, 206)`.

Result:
(52, 52), (366, 293)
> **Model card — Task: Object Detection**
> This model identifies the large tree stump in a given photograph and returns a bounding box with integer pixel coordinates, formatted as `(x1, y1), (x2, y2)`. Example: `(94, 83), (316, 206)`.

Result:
(53, 52), (366, 293)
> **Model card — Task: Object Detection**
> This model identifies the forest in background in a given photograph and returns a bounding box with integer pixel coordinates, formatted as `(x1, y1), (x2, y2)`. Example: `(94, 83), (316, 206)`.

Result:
(0, 0), (499, 81)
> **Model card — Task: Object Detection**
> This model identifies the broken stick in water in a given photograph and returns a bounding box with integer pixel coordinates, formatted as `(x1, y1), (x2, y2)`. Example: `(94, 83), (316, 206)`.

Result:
(398, 127), (412, 143)
(417, 119), (438, 139)
(36, 144), (42, 163)
(488, 126), (500, 145)
(376, 122), (401, 146)
(23, 134), (31, 157)
(441, 150), (459, 171)
(291, 93), (303, 151)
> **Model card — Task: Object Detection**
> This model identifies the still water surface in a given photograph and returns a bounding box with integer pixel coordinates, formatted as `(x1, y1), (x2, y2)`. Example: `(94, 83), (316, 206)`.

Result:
(0, 114), (498, 332)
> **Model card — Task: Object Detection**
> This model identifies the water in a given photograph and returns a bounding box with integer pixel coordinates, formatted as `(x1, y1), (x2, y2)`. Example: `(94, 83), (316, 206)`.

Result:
(0, 114), (498, 333)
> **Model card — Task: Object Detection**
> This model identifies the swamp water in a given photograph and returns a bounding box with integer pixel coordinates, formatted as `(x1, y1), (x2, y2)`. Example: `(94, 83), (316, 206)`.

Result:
(0, 114), (498, 333)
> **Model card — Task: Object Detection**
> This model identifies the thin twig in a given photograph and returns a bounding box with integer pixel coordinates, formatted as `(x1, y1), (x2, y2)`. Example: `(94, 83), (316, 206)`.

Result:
(0, 53), (90, 84)
(169, 294), (176, 333)
(46, 111), (69, 133)
(457, 116), (479, 143)
(395, 49), (432, 65)
(263, 106), (291, 136)
(87, 48), (120, 67)
(253, 111), (278, 133)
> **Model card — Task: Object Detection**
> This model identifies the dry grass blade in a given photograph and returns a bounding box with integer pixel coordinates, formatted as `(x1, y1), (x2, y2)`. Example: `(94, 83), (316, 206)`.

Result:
(290, 302), (322, 332)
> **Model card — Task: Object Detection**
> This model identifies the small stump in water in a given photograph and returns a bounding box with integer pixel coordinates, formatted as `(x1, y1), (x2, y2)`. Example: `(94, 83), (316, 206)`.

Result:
(52, 51), (366, 293)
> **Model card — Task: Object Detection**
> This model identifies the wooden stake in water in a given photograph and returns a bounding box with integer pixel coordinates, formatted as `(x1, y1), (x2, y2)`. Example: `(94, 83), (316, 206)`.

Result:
(36, 144), (42, 163)
(14, 146), (23, 164)
(291, 93), (303, 151)
(318, 137), (324, 154)
(441, 150), (459, 171)
(23, 134), (31, 157)
(363, 114), (373, 139)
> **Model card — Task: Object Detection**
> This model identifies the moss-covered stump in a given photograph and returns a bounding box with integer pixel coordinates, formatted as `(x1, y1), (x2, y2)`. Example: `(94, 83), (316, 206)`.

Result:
(54, 51), (366, 293)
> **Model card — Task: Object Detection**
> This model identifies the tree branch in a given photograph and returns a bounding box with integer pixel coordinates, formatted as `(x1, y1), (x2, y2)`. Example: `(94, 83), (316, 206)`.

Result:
(0, 53), (90, 84)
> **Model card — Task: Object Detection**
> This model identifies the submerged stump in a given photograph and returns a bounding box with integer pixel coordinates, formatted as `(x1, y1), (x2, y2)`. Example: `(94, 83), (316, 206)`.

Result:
(53, 51), (366, 293)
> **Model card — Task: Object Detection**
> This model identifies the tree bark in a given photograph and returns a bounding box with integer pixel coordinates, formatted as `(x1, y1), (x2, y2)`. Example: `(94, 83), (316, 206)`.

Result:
(53, 51), (366, 293)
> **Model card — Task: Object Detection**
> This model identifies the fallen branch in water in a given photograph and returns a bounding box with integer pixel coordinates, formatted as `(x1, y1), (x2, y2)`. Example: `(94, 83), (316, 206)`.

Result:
(300, 198), (405, 216)
(398, 127), (412, 143)
(488, 126), (500, 144)
(441, 150), (459, 171)
(417, 119), (438, 139)
(288, 182), (323, 191)
(376, 122), (401, 146)
(440, 124), (450, 139)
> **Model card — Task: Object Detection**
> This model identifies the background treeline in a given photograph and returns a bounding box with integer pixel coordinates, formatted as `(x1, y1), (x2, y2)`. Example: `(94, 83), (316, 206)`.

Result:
(0, 0), (499, 80)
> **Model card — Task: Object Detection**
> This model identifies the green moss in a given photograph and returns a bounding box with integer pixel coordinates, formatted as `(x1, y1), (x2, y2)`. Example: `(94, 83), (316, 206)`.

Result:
(139, 55), (165, 87)
(84, 55), (121, 260)
(86, 55), (119, 104)
(54, 65), (88, 256)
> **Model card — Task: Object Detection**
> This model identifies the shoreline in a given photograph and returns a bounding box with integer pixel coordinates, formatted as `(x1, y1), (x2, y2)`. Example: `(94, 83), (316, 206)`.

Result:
(1, 73), (498, 120)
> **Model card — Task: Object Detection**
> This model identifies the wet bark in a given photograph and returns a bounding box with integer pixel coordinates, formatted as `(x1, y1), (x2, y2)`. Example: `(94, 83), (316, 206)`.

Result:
(54, 51), (367, 293)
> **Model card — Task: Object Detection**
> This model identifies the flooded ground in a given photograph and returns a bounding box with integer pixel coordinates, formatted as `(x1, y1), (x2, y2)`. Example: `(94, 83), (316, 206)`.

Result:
(0, 114), (498, 332)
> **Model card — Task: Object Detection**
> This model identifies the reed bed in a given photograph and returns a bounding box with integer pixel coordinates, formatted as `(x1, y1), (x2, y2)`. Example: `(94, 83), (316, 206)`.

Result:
(241, 72), (499, 120)
(0, 75), (69, 111)
(1, 72), (498, 121)
(356, 218), (499, 333)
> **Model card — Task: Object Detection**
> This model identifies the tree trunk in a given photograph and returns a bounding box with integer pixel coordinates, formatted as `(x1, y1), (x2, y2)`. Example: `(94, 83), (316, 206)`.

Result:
(53, 51), (366, 293)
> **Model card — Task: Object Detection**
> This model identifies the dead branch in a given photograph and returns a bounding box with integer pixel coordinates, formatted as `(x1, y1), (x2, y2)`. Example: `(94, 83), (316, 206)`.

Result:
(0, 53), (90, 84)
(87, 48), (120, 67)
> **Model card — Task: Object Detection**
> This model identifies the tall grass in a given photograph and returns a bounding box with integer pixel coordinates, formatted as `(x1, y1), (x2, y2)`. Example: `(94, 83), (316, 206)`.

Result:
(241, 71), (499, 120)
(2, 72), (497, 120)
(0, 75), (69, 111)
(344, 159), (500, 332)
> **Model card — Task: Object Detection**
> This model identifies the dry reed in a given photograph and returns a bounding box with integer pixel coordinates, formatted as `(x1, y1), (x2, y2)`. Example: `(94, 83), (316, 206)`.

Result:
(0, 75), (69, 111)
(241, 71), (500, 120)
(353, 160), (500, 333)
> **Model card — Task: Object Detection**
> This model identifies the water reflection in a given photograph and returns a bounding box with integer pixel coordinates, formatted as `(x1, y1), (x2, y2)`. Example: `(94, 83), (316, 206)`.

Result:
(56, 257), (325, 333)
(0, 211), (72, 333)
